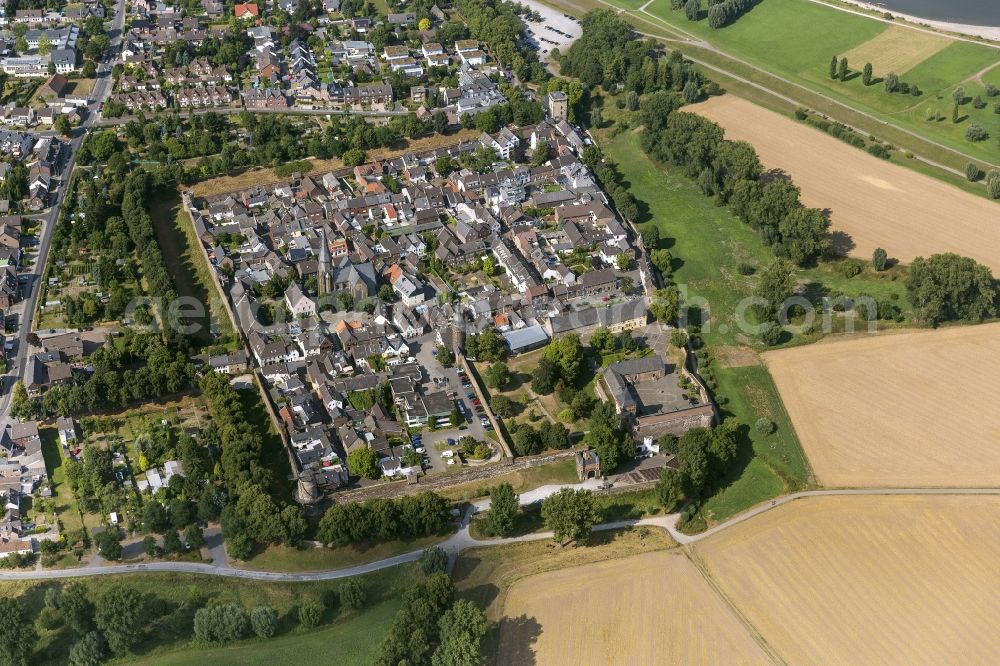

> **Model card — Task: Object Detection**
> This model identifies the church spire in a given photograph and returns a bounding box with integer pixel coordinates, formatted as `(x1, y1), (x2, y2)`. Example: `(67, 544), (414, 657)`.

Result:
(318, 228), (332, 296)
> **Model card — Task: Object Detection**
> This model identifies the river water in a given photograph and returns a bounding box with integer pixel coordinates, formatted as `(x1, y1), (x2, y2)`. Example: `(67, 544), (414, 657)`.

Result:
(870, 0), (1000, 27)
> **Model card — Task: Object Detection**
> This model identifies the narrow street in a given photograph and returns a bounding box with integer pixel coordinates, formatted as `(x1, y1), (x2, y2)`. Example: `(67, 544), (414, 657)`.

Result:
(0, 0), (127, 425)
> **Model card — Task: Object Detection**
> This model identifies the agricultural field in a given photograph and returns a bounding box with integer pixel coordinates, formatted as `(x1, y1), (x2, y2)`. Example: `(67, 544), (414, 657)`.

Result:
(692, 95), (1000, 272)
(633, 0), (1000, 162)
(496, 550), (770, 665)
(696, 495), (1000, 664)
(765, 323), (1000, 487)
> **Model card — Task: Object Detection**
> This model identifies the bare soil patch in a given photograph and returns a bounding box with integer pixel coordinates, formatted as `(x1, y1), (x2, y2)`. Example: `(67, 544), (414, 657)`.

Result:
(692, 95), (1000, 274)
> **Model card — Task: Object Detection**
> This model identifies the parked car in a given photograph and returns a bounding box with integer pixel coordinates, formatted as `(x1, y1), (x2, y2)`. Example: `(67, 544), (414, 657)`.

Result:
(441, 450), (455, 458)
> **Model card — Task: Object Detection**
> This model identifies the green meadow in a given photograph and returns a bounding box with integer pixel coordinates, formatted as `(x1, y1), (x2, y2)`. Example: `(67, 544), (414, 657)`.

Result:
(626, 0), (1000, 163)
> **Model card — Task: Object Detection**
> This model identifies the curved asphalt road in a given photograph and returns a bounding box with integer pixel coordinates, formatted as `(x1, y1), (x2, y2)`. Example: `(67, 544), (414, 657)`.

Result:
(1, 485), (998, 581)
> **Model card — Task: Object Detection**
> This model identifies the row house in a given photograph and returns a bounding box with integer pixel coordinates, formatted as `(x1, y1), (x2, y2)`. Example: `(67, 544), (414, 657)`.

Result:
(110, 90), (168, 111)
(176, 86), (235, 107)
(244, 87), (288, 109)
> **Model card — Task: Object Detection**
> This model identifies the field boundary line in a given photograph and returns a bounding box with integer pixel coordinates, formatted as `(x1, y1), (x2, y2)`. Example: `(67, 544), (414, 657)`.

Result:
(684, 548), (787, 665)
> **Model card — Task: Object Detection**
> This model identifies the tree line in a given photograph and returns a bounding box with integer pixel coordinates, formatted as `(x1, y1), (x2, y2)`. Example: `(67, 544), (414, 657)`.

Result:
(201, 373), (307, 559)
(640, 94), (830, 266)
(316, 491), (452, 547)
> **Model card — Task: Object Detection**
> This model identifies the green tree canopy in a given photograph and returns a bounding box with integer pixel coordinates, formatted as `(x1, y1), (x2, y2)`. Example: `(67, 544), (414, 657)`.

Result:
(348, 447), (381, 480)
(541, 488), (600, 545)
(484, 483), (518, 537)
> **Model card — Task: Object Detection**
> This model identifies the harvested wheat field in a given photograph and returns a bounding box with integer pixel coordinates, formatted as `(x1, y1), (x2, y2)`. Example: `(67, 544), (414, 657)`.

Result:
(843, 25), (952, 75)
(496, 550), (770, 666)
(696, 495), (1000, 665)
(765, 323), (1000, 487)
(691, 95), (1000, 273)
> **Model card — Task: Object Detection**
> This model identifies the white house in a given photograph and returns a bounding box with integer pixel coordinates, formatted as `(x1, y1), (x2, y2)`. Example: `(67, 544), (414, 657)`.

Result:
(285, 282), (317, 318)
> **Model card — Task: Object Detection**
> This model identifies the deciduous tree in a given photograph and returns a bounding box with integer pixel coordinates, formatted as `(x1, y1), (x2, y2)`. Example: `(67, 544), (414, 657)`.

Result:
(484, 483), (518, 536)
(541, 488), (599, 545)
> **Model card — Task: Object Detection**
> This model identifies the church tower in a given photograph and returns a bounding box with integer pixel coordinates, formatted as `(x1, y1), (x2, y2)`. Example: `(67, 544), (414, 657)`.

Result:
(317, 228), (332, 296)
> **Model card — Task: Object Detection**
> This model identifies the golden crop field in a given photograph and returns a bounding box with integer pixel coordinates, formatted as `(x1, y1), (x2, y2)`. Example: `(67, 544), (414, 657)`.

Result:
(696, 495), (1000, 664)
(692, 96), (1000, 274)
(496, 550), (771, 665)
(764, 323), (1000, 487)
(843, 25), (952, 75)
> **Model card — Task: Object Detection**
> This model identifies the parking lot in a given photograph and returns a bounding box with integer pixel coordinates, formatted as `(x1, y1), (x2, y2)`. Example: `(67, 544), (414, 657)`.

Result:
(520, 0), (581, 61)
(409, 333), (494, 474)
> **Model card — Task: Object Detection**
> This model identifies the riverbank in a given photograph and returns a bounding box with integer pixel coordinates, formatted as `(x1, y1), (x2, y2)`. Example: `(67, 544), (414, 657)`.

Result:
(834, 0), (1000, 42)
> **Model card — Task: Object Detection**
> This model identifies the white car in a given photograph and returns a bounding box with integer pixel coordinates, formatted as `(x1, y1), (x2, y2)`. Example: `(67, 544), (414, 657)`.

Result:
(415, 446), (425, 454)
(441, 450), (455, 458)
(447, 459), (456, 465)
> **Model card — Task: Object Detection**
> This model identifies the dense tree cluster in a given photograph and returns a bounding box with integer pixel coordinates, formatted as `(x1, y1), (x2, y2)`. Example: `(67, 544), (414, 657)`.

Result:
(561, 10), (700, 96)
(316, 492), (451, 547)
(193, 604), (250, 645)
(584, 401), (632, 472)
(12, 331), (195, 420)
(464, 329), (508, 362)
(455, 0), (548, 83)
(541, 488), (599, 544)
(656, 421), (739, 510)
(540, 334), (586, 387)
(374, 574), (486, 666)
(508, 420), (571, 456)
(202, 373), (306, 558)
(906, 253), (998, 324)
(707, 0), (758, 28)
(483, 483), (518, 536)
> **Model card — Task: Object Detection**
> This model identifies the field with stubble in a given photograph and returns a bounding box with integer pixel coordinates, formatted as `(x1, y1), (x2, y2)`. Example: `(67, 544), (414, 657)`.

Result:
(764, 323), (1000, 487)
(696, 495), (1000, 664)
(496, 550), (771, 666)
(692, 95), (1000, 273)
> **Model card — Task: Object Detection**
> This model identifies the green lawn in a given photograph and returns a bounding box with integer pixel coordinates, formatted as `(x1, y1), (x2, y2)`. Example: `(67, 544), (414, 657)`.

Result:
(634, 0), (1000, 163)
(7, 566), (417, 665)
(148, 187), (237, 350)
(129, 596), (400, 665)
(239, 535), (445, 572)
(604, 130), (819, 524)
(38, 428), (94, 536)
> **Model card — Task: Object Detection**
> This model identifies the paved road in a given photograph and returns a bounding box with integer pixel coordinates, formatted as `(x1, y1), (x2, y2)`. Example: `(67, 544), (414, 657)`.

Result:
(2, 484), (997, 581)
(0, 0), (126, 423)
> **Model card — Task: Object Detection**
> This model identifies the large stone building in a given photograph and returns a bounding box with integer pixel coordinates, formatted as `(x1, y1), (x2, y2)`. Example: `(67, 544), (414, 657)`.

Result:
(598, 353), (715, 439)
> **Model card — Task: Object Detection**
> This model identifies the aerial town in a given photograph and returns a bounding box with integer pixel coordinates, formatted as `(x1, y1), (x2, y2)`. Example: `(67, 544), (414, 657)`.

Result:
(0, 0), (996, 662)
